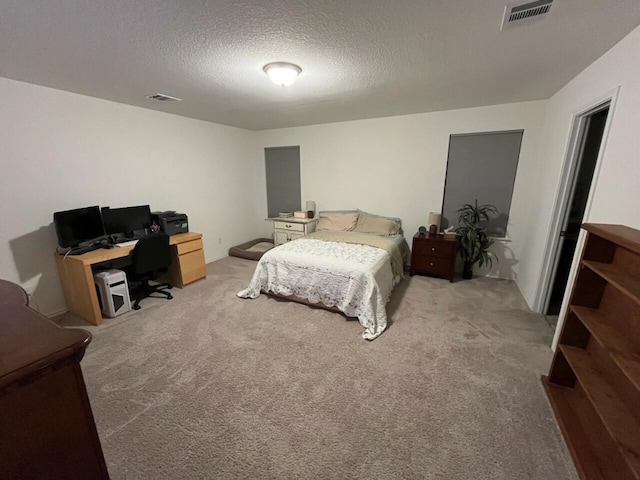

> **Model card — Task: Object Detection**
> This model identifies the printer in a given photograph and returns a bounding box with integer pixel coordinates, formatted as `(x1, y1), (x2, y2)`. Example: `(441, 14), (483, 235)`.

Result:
(151, 211), (189, 235)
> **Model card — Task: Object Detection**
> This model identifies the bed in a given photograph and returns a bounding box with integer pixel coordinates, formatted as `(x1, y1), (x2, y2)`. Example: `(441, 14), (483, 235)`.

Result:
(237, 211), (408, 340)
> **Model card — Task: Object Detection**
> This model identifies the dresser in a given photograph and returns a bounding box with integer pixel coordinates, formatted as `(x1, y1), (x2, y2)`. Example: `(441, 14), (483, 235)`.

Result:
(272, 217), (318, 246)
(410, 233), (458, 282)
(0, 280), (109, 479)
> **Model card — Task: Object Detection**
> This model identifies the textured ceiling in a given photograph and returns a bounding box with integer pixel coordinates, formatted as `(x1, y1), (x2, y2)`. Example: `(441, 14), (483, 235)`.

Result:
(1, 1), (639, 131)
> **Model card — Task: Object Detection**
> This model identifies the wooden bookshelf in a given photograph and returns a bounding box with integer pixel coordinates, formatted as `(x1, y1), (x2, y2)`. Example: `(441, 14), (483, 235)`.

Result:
(542, 224), (640, 480)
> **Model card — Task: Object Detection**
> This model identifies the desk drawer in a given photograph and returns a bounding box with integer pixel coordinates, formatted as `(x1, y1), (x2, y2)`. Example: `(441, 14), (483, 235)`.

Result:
(412, 256), (451, 275)
(176, 238), (203, 255)
(273, 221), (304, 232)
(177, 249), (206, 286)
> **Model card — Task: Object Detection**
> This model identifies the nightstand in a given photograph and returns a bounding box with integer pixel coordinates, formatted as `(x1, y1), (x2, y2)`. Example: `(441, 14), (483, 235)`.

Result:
(271, 217), (318, 246)
(410, 233), (458, 282)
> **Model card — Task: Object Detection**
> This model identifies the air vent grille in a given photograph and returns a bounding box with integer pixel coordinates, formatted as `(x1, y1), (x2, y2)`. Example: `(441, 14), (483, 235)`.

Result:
(146, 93), (182, 103)
(501, 0), (553, 30)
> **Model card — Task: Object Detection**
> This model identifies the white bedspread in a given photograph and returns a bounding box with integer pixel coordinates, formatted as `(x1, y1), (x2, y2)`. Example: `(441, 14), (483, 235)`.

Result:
(237, 237), (400, 340)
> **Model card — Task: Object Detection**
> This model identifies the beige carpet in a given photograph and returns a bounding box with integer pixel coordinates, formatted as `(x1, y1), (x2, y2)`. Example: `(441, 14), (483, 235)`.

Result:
(60, 256), (578, 479)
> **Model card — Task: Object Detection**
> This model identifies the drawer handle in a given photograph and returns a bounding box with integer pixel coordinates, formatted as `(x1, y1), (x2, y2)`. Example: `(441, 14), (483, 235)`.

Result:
(429, 262), (434, 266)
(431, 247), (435, 251)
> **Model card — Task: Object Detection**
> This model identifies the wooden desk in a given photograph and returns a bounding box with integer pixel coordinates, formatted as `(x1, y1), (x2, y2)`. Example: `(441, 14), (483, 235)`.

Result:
(0, 280), (109, 479)
(56, 232), (206, 325)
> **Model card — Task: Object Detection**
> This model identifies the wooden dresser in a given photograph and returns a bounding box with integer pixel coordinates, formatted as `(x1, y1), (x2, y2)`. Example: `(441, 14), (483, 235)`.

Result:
(410, 233), (457, 282)
(542, 224), (640, 480)
(0, 280), (109, 479)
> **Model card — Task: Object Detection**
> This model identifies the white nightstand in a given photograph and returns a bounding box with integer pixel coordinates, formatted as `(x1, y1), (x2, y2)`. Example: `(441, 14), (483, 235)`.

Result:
(270, 217), (318, 246)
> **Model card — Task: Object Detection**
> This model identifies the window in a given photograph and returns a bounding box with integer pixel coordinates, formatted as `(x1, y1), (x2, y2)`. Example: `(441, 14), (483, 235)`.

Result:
(265, 146), (301, 218)
(441, 130), (523, 237)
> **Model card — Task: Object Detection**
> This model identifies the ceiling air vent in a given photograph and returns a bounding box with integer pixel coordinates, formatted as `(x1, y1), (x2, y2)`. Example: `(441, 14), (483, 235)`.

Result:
(146, 93), (182, 103)
(501, 0), (553, 31)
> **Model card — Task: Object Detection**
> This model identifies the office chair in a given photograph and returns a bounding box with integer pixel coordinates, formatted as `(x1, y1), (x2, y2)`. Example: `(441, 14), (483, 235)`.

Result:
(125, 233), (173, 310)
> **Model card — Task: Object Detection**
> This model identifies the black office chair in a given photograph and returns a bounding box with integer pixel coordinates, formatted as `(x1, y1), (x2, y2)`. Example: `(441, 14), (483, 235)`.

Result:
(125, 233), (173, 310)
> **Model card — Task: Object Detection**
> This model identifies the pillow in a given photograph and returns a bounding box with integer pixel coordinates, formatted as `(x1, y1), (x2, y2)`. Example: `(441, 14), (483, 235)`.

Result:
(318, 209), (359, 215)
(316, 212), (359, 231)
(353, 213), (402, 236)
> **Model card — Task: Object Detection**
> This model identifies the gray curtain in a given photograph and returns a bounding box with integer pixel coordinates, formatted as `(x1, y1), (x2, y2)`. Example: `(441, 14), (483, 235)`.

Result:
(441, 130), (523, 237)
(265, 146), (301, 218)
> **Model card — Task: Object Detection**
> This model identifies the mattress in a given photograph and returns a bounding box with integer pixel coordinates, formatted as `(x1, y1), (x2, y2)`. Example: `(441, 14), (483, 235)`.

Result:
(237, 231), (404, 340)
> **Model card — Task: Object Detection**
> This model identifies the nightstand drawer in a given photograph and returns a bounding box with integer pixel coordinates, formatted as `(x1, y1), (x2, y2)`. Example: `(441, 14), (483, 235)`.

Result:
(273, 221), (305, 232)
(413, 240), (455, 258)
(412, 256), (451, 275)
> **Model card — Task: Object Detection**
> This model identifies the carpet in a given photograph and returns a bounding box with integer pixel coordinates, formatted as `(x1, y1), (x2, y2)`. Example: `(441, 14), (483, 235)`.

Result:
(61, 256), (578, 479)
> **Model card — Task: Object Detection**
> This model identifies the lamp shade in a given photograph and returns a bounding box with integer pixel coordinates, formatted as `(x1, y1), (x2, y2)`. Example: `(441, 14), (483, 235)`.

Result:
(263, 62), (302, 86)
(428, 212), (441, 231)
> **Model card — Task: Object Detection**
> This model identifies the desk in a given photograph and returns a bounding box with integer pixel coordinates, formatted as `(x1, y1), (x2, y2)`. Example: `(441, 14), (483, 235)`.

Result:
(55, 232), (206, 326)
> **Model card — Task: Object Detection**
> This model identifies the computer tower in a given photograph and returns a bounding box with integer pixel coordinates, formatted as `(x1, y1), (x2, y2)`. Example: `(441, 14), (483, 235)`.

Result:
(94, 269), (131, 318)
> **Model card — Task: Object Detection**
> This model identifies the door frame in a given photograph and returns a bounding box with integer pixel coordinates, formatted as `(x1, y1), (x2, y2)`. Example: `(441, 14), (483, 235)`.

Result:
(541, 101), (611, 314)
(533, 87), (619, 348)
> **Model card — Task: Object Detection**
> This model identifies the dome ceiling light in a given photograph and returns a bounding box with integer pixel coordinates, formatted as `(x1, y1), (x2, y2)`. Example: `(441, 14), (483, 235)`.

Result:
(263, 62), (302, 86)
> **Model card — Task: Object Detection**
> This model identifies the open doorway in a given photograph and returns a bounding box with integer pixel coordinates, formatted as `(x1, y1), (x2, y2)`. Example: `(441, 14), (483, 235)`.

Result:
(544, 104), (610, 316)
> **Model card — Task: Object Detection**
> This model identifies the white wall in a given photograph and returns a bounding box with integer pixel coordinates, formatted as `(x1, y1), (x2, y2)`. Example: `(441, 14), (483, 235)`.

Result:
(254, 24), (640, 313)
(0, 77), (262, 316)
(516, 24), (640, 312)
(256, 101), (547, 282)
(6, 25), (639, 319)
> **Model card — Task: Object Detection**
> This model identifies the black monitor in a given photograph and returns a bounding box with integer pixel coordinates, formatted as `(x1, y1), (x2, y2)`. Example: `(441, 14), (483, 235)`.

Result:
(53, 206), (106, 248)
(101, 205), (152, 238)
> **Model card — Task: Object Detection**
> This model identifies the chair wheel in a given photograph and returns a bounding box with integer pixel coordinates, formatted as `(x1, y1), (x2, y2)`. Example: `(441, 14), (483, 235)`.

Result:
(167, 294), (173, 300)
(133, 304), (141, 310)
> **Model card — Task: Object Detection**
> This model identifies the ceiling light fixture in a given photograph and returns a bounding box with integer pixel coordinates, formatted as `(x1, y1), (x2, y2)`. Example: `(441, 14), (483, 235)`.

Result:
(263, 62), (302, 86)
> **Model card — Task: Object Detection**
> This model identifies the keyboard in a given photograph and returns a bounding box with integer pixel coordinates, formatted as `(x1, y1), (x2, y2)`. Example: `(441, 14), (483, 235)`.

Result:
(115, 240), (138, 247)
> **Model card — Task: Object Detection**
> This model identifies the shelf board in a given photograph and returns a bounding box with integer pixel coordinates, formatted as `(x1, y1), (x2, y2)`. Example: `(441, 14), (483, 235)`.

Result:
(559, 345), (640, 479)
(541, 375), (607, 480)
(610, 351), (640, 393)
(571, 306), (639, 354)
(583, 224), (640, 256)
(583, 260), (640, 307)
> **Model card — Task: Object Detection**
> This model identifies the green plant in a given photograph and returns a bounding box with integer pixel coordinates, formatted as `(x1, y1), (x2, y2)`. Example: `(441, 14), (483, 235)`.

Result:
(455, 200), (498, 278)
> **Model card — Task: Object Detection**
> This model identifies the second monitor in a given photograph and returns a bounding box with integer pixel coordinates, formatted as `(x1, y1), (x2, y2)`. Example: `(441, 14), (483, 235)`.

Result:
(102, 205), (152, 239)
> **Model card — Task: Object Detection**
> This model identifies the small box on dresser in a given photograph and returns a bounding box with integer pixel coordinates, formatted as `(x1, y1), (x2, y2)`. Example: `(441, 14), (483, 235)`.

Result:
(410, 233), (457, 282)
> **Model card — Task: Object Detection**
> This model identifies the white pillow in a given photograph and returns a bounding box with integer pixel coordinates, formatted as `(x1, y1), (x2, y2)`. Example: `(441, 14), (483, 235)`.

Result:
(353, 213), (401, 236)
(316, 213), (359, 231)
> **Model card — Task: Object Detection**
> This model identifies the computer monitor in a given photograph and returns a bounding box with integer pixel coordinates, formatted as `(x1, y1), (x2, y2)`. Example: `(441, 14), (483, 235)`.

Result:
(101, 205), (152, 238)
(53, 206), (106, 248)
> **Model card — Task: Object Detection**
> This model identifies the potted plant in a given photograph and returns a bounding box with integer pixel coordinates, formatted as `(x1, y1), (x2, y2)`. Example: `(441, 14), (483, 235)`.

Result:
(455, 200), (498, 279)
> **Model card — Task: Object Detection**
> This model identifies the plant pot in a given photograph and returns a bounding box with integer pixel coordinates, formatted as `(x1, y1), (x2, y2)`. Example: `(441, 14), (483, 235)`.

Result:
(462, 262), (473, 280)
